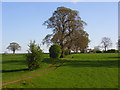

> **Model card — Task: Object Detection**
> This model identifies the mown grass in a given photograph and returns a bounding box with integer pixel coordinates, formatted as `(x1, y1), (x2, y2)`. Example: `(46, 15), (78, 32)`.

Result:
(2, 54), (53, 82)
(2, 53), (119, 88)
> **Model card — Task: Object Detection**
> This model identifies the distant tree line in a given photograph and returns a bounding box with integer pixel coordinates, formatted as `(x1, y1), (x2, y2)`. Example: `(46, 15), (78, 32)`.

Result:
(91, 37), (119, 53)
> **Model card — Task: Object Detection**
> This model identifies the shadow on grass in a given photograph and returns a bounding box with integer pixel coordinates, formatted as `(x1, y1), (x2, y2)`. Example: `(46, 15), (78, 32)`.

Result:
(107, 57), (120, 59)
(1, 68), (29, 73)
(2, 60), (27, 65)
(2, 58), (59, 73)
(62, 60), (119, 68)
(42, 58), (63, 63)
(43, 57), (119, 68)
(2, 57), (119, 73)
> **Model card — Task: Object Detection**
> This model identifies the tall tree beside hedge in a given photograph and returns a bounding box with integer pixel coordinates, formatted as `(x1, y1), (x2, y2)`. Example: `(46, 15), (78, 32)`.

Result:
(49, 44), (62, 58)
(25, 40), (43, 70)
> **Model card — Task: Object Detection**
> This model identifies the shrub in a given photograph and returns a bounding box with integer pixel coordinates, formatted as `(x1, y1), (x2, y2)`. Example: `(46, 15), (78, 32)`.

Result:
(65, 49), (70, 55)
(49, 44), (62, 58)
(103, 50), (107, 53)
(103, 49), (117, 53)
(25, 40), (43, 70)
(107, 49), (117, 53)
(96, 50), (102, 53)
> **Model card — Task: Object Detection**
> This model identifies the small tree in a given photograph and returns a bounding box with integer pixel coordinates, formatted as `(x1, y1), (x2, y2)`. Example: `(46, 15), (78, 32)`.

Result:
(7, 42), (21, 54)
(101, 37), (112, 51)
(49, 44), (62, 58)
(25, 40), (43, 70)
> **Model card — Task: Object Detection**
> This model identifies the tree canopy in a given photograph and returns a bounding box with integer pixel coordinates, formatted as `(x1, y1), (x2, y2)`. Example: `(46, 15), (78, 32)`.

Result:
(43, 7), (89, 57)
(71, 30), (89, 53)
(7, 42), (21, 54)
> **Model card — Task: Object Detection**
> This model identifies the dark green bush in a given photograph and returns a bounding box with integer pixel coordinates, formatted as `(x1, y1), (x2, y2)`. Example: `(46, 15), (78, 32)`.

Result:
(107, 49), (117, 53)
(103, 49), (117, 53)
(25, 40), (43, 70)
(96, 50), (102, 53)
(65, 49), (70, 55)
(49, 44), (62, 58)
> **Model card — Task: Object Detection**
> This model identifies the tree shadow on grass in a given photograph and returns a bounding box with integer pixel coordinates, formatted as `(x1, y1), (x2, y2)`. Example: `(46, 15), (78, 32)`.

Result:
(1, 68), (29, 73)
(107, 56), (120, 59)
(43, 57), (119, 68)
(62, 60), (119, 68)
(2, 60), (27, 65)
(2, 60), (28, 73)
(2, 57), (119, 73)
(2, 58), (59, 73)
(42, 58), (63, 64)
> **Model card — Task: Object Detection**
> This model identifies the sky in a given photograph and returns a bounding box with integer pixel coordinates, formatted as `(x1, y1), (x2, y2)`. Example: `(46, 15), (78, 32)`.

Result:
(1, 2), (118, 53)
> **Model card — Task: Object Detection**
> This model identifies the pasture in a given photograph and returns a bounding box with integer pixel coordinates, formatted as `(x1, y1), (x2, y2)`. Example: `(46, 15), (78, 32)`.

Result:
(1, 53), (119, 88)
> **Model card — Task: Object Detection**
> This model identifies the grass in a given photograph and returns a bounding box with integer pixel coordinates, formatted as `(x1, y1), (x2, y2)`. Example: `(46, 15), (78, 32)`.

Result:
(2, 54), (52, 83)
(1, 53), (119, 88)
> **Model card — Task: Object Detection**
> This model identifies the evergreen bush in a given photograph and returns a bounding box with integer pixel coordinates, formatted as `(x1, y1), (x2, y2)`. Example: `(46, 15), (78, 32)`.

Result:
(49, 44), (61, 58)
(25, 40), (43, 70)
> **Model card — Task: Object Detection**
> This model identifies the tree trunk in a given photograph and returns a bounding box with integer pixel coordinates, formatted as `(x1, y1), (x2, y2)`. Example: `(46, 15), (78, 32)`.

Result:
(60, 50), (65, 58)
(60, 36), (65, 58)
(69, 49), (71, 54)
(68, 47), (71, 54)
(105, 46), (107, 52)
(81, 49), (84, 53)
(76, 47), (78, 53)
(13, 50), (15, 54)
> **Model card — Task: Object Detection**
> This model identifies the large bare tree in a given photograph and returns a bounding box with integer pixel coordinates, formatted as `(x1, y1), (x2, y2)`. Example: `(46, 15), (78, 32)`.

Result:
(7, 42), (21, 54)
(101, 37), (112, 51)
(42, 7), (87, 58)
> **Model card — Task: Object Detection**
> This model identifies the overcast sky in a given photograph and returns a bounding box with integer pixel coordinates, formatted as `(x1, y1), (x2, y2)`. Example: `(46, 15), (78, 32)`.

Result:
(2, 2), (118, 53)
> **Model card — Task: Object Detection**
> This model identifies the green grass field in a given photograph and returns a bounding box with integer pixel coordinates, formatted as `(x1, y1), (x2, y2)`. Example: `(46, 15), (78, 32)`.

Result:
(2, 53), (119, 88)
